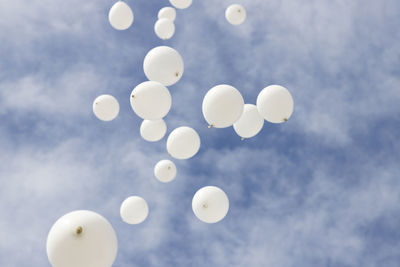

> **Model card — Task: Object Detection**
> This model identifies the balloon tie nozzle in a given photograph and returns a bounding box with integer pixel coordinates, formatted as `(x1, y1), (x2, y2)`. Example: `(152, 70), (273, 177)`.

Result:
(75, 226), (83, 235)
(283, 118), (288, 122)
(175, 72), (179, 77)
(203, 203), (208, 208)
(208, 124), (214, 129)
(167, 166), (171, 170)
(131, 94), (135, 98)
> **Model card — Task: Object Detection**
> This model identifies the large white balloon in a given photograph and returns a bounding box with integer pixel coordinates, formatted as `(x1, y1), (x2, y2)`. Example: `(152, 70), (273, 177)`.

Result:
(202, 84), (244, 128)
(143, 46), (184, 86)
(130, 81), (172, 120)
(108, 1), (134, 30)
(158, 7), (176, 21)
(46, 210), (118, 267)
(192, 186), (229, 223)
(120, 196), (149, 224)
(93, 95), (120, 121)
(154, 18), (175, 40)
(256, 85), (294, 123)
(233, 104), (264, 139)
(225, 4), (246, 25)
(166, 126), (200, 159)
(140, 119), (167, 142)
(154, 159), (177, 182)
(169, 0), (192, 9)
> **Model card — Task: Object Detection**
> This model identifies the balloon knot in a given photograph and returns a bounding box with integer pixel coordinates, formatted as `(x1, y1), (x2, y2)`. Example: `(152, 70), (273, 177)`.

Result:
(283, 118), (288, 122)
(175, 72), (179, 77)
(208, 124), (214, 129)
(131, 94), (135, 98)
(167, 166), (171, 170)
(75, 226), (83, 235)
(203, 204), (208, 208)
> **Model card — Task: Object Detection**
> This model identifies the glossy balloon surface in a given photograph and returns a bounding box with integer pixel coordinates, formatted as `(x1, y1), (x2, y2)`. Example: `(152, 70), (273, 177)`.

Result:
(202, 84), (244, 128)
(46, 210), (118, 267)
(130, 81), (172, 120)
(143, 46), (184, 86)
(166, 126), (200, 159)
(93, 95), (120, 121)
(192, 186), (229, 223)
(108, 1), (134, 30)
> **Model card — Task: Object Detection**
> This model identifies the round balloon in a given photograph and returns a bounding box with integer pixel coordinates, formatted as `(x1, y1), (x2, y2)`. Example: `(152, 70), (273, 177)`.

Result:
(108, 1), (134, 30)
(233, 104), (264, 139)
(140, 119), (167, 142)
(120, 196), (149, 224)
(154, 18), (175, 40)
(225, 4), (246, 25)
(93, 94), (120, 121)
(158, 7), (176, 21)
(46, 210), (118, 267)
(192, 186), (229, 223)
(169, 0), (192, 9)
(202, 84), (244, 128)
(256, 85), (294, 123)
(130, 81), (172, 120)
(154, 159), (177, 183)
(166, 126), (200, 159)
(143, 46), (184, 86)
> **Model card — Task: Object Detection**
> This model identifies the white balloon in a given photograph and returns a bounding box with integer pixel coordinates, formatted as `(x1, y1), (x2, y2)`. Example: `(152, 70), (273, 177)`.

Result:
(154, 18), (175, 40)
(140, 119), (167, 142)
(192, 186), (229, 223)
(108, 1), (134, 30)
(93, 95), (120, 121)
(154, 159), (177, 183)
(166, 126), (200, 159)
(256, 85), (294, 123)
(202, 84), (244, 128)
(169, 0), (192, 9)
(120, 196), (149, 224)
(233, 104), (264, 139)
(130, 81), (172, 120)
(158, 7), (176, 21)
(225, 4), (246, 25)
(143, 46), (184, 86)
(46, 210), (118, 267)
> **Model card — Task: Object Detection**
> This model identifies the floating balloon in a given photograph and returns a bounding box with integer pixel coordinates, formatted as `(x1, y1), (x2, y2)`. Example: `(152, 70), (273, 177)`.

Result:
(167, 126), (200, 159)
(233, 104), (264, 139)
(256, 85), (294, 123)
(202, 84), (244, 128)
(130, 81), (172, 120)
(154, 159), (177, 182)
(169, 0), (192, 9)
(140, 119), (167, 142)
(108, 1), (134, 30)
(93, 94), (120, 121)
(120, 196), (149, 224)
(154, 18), (175, 40)
(158, 7), (176, 21)
(46, 210), (118, 267)
(192, 186), (229, 223)
(143, 46), (184, 86)
(225, 4), (246, 25)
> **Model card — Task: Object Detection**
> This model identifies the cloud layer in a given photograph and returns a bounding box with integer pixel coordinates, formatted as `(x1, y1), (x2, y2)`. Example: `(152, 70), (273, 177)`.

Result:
(0, 0), (399, 266)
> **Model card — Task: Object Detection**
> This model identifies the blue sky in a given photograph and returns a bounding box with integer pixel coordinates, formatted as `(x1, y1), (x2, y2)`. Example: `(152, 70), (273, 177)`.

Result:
(1, 0), (400, 266)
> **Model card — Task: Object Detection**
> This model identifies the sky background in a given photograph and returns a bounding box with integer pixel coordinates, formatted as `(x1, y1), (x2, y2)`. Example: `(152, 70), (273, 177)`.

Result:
(0, 0), (400, 266)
